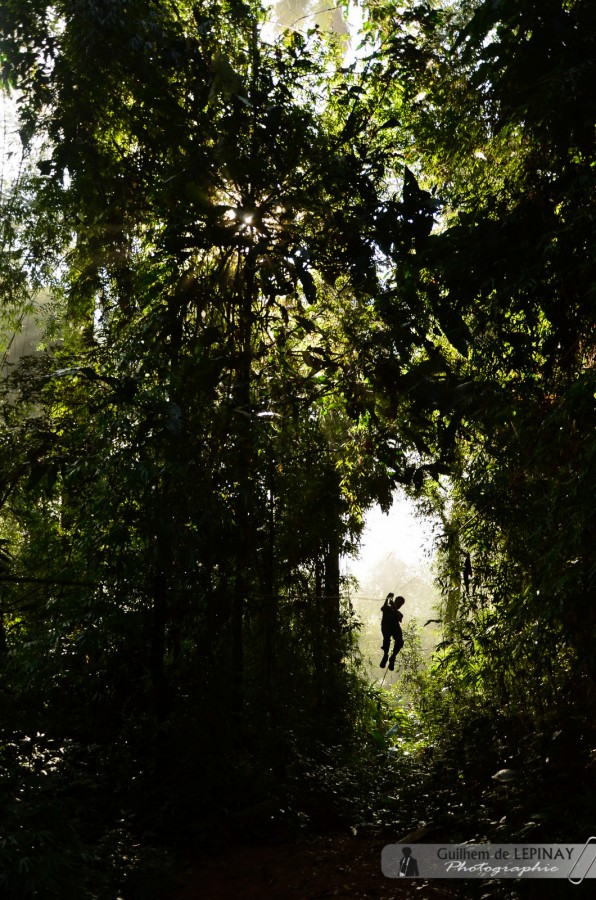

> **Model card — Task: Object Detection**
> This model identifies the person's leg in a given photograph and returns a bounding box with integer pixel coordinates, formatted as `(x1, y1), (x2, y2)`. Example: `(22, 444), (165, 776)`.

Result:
(388, 630), (404, 670)
(380, 632), (390, 667)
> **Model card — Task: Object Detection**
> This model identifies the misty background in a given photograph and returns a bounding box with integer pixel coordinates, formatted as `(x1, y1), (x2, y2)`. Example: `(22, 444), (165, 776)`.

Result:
(344, 494), (442, 684)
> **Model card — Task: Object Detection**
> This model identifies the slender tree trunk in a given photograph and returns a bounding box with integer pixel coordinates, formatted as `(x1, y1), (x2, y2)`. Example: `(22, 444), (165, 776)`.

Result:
(315, 558), (324, 708)
(0, 605), (7, 658)
(150, 566), (169, 721)
(262, 473), (277, 714)
(231, 247), (257, 714)
(443, 522), (462, 637)
(324, 532), (341, 666)
(147, 480), (175, 724)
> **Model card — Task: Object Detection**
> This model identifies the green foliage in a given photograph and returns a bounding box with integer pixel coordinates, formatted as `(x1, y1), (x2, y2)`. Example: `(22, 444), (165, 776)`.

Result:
(364, 0), (596, 720)
(1, 0), (595, 892)
(0, 1), (414, 891)
(0, 732), (173, 899)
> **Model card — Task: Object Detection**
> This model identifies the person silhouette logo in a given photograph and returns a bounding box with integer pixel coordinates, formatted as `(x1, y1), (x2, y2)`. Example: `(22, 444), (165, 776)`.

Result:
(399, 846), (419, 877)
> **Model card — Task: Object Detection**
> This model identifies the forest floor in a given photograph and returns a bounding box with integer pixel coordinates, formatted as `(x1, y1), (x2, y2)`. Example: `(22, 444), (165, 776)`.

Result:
(172, 829), (461, 900)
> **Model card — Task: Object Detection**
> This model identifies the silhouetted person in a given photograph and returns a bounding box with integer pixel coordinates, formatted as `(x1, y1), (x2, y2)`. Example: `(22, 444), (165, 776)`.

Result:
(399, 846), (419, 877)
(379, 592), (394, 668)
(380, 593), (405, 669)
(387, 595), (405, 670)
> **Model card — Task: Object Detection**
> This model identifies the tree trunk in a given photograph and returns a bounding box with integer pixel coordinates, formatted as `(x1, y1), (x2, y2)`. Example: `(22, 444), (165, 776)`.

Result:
(230, 247), (257, 714)
(262, 476), (277, 715)
(150, 560), (169, 723)
(324, 533), (341, 666)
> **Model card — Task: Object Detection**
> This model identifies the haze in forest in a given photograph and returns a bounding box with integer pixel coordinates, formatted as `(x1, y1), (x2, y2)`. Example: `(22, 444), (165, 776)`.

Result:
(345, 494), (442, 680)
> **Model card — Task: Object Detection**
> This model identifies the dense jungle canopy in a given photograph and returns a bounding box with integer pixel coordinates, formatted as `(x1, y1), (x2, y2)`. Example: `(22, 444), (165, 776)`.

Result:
(1, 1), (595, 897)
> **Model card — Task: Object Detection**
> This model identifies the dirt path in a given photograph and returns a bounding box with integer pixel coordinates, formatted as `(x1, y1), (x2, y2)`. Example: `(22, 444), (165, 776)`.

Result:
(174, 831), (460, 899)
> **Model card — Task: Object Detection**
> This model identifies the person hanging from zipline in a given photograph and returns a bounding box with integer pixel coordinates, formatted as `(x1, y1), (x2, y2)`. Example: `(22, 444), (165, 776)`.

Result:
(380, 593), (405, 670)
